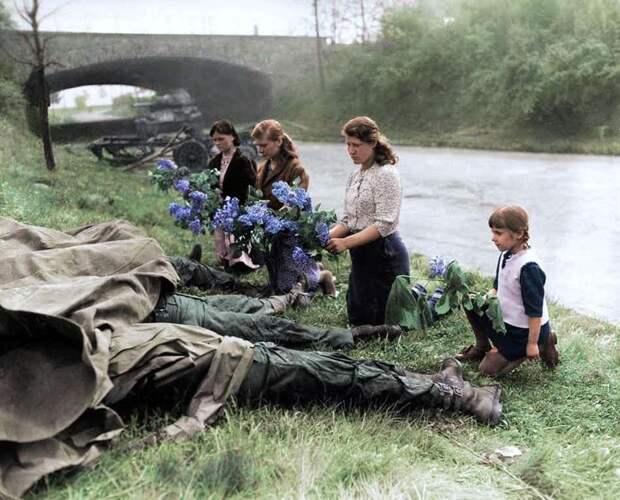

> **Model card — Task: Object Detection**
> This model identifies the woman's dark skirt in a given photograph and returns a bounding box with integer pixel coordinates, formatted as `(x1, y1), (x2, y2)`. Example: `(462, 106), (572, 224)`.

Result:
(347, 232), (410, 326)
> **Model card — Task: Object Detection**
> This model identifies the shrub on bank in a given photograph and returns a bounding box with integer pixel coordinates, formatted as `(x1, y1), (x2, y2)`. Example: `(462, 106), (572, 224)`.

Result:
(277, 0), (620, 136)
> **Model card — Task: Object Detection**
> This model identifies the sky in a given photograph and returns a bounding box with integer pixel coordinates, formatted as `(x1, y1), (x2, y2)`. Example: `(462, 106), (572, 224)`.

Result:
(6, 0), (314, 37)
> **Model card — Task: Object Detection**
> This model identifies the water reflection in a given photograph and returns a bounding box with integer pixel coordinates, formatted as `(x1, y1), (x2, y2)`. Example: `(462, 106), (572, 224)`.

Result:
(299, 143), (620, 324)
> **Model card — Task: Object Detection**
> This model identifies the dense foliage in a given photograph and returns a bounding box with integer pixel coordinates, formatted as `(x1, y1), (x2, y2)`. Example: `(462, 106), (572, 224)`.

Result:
(280, 0), (620, 134)
(0, 3), (15, 80)
(0, 3), (12, 30)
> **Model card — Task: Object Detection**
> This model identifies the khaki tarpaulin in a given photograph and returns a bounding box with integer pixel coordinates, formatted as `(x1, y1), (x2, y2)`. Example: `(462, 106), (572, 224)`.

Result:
(0, 218), (254, 498)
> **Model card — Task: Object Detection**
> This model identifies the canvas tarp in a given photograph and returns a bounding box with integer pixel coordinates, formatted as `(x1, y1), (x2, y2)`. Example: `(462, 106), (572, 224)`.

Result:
(0, 218), (254, 498)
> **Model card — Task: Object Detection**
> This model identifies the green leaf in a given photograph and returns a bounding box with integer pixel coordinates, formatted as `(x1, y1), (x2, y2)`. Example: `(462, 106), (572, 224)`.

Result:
(485, 296), (507, 334)
(462, 294), (474, 311)
(435, 293), (452, 315)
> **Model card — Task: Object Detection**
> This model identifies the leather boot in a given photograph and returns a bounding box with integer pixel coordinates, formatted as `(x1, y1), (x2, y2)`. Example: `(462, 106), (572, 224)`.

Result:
(428, 358), (502, 425)
(456, 310), (492, 362)
(188, 243), (202, 262)
(319, 270), (337, 296)
(540, 330), (559, 369)
(455, 344), (490, 362)
(269, 283), (310, 313)
(351, 324), (404, 342)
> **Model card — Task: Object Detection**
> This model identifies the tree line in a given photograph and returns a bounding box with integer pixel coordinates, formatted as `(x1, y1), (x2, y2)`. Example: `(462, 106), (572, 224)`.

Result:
(290, 0), (620, 135)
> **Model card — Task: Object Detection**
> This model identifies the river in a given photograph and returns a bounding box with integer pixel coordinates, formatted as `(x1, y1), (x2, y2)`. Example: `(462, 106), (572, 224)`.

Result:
(298, 142), (620, 325)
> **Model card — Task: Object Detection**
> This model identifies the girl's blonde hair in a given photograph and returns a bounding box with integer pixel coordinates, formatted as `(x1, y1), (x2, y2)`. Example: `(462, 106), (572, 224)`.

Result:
(341, 116), (398, 166)
(488, 205), (530, 245)
(251, 119), (298, 163)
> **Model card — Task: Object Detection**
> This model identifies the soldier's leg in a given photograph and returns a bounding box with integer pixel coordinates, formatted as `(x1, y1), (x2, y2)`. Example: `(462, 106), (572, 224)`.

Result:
(190, 293), (276, 315)
(167, 256), (238, 290)
(201, 283), (310, 315)
(152, 293), (354, 349)
(237, 344), (502, 425)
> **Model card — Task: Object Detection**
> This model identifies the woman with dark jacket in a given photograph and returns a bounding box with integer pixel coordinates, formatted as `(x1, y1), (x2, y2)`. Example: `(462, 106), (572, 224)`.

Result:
(207, 120), (257, 270)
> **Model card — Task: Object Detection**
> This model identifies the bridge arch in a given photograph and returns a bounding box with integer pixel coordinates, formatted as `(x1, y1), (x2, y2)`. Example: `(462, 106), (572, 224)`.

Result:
(24, 56), (272, 138)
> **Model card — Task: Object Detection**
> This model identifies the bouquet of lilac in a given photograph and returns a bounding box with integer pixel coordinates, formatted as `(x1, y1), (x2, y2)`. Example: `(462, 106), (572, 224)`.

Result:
(150, 159), (222, 235)
(211, 180), (337, 265)
(387, 257), (506, 333)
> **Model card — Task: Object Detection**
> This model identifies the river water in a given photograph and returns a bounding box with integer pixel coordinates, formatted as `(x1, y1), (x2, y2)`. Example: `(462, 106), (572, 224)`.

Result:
(298, 142), (620, 325)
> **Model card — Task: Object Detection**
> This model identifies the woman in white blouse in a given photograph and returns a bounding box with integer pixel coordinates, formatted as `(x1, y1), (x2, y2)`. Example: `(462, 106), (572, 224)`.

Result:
(326, 116), (410, 326)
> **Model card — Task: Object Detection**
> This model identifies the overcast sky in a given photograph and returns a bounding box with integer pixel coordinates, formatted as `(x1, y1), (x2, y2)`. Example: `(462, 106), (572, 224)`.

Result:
(5, 0), (314, 36)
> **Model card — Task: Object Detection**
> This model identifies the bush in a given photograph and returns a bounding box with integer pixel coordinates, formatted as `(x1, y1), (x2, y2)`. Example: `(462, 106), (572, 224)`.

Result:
(278, 0), (620, 135)
(0, 78), (25, 124)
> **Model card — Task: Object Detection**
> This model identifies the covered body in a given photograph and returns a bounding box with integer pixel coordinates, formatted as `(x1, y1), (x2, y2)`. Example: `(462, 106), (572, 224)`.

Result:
(0, 218), (254, 498)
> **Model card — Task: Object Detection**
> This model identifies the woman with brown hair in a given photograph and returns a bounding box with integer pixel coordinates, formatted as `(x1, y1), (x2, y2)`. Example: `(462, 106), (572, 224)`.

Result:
(251, 120), (335, 296)
(207, 119), (257, 271)
(326, 116), (410, 326)
(251, 119), (309, 209)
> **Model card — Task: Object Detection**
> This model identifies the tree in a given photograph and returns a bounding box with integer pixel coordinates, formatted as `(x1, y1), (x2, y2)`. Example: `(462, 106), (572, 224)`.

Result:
(312, 0), (326, 91)
(15, 1), (60, 171)
(74, 92), (88, 111)
(0, 3), (16, 78)
(319, 0), (396, 43)
(0, 3), (12, 27)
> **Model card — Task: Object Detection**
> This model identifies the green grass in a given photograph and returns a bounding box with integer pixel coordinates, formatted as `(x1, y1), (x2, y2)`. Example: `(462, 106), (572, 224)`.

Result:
(1, 116), (619, 499)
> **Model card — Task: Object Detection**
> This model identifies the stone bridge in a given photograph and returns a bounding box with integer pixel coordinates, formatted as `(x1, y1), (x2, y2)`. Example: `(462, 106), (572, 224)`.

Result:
(0, 30), (325, 134)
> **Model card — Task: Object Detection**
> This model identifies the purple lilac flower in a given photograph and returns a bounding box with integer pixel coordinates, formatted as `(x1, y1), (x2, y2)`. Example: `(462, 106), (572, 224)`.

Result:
(238, 201), (270, 228)
(189, 218), (203, 236)
(174, 179), (190, 194)
(190, 190), (208, 210)
(294, 188), (312, 211)
(157, 159), (177, 170)
(211, 197), (240, 233)
(272, 181), (292, 205)
(174, 206), (192, 223)
(315, 221), (329, 246)
(282, 220), (298, 232)
(272, 181), (312, 210)
(429, 256), (448, 278)
(264, 215), (298, 235)
(292, 246), (314, 270)
(264, 215), (285, 235)
(238, 214), (253, 228)
(168, 201), (182, 216)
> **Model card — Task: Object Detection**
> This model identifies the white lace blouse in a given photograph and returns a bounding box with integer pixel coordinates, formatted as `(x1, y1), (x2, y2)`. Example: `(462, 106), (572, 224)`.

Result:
(339, 163), (402, 237)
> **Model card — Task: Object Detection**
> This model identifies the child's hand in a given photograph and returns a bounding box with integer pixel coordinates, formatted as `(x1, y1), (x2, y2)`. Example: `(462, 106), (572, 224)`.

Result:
(526, 343), (540, 360)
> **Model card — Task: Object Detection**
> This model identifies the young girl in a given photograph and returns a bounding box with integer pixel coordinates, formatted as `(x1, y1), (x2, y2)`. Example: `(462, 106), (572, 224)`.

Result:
(456, 205), (559, 376)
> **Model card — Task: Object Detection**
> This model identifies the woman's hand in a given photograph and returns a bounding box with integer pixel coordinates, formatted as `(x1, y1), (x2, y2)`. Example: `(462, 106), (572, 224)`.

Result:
(326, 238), (348, 254)
(526, 342), (540, 361)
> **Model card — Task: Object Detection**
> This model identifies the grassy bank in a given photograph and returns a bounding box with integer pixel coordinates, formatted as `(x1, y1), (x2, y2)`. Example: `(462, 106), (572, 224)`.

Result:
(1, 116), (619, 499)
(277, 118), (620, 157)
